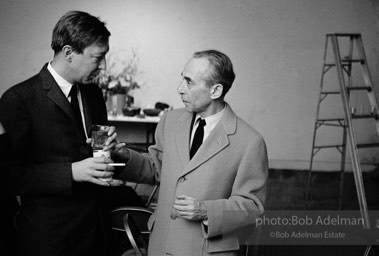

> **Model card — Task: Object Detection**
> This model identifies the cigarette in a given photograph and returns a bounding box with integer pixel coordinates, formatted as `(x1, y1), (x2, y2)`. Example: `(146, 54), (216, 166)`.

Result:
(108, 163), (126, 166)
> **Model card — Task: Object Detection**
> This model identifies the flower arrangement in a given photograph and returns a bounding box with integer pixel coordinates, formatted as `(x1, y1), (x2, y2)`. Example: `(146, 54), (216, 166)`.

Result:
(94, 50), (141, 96)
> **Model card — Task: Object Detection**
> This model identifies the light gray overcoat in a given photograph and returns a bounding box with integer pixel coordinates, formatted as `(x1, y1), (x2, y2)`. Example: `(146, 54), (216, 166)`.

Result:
(117, 103), (268, 256)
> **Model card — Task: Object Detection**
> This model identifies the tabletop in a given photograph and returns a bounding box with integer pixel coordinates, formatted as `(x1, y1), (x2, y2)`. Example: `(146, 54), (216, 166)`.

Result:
(108, 114), (161, 124)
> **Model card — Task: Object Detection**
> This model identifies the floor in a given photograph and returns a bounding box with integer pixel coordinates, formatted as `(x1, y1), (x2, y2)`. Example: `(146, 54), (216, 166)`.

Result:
(113, 168), (379, 255)
(255, 168), (379, 256)
(266, 168), (379, 210)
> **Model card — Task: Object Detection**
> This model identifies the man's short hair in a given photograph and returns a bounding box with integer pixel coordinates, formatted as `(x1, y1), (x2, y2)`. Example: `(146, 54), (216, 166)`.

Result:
(193, 49), (235, 97)
(51, 10), (111, 54)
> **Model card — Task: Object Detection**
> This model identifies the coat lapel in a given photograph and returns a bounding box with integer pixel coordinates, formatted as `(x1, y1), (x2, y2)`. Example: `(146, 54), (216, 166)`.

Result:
(174, 111), (194, 168)
(40, 65), (76, 123)
(181, 104), (237, 177)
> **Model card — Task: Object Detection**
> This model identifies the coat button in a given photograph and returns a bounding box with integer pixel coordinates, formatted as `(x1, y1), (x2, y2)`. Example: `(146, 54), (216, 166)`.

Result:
(170, 211), (177, 220)
(179, 177), (185, 183)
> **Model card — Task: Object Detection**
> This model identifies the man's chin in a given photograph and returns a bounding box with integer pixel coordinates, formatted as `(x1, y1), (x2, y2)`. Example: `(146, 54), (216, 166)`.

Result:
(182, 103), (193, 112)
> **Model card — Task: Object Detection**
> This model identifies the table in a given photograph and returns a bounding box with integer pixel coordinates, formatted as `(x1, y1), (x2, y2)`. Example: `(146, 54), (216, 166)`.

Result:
(108, 115), (161, 124)
(108, 114), (161, 147)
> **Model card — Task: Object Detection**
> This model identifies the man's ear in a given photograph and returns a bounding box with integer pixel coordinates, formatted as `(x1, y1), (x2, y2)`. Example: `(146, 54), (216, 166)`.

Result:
(210, 84), (223, 99)
(62, 45), (74, 62)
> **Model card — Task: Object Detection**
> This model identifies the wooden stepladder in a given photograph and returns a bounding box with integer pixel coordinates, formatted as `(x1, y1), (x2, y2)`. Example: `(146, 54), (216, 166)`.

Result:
(306, 33), (379, 255)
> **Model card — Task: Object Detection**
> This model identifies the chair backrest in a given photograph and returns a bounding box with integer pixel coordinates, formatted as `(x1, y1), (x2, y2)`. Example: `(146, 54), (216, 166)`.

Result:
(132, 184), (159, 209)
(123, 214), (147, 256)
(111, 206), (153, 255)
(145, 184), (159, 209)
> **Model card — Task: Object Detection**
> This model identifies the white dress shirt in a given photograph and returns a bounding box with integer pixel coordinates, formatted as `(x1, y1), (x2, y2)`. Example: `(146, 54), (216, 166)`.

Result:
(190, 105), (226, 147)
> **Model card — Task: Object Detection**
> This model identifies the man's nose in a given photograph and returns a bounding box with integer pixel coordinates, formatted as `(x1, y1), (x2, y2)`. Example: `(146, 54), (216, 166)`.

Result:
(99, 58), (106, 70)
(177, 80), (185, 94)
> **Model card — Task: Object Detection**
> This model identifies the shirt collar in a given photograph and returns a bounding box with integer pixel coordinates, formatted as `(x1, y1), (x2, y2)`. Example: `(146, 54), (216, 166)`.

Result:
(47, 62), (73, 98)
(196, 104), (226, 129)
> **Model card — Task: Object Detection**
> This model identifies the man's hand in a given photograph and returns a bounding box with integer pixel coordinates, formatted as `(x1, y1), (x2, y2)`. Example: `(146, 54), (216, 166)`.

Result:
(111, 145), (131, 163)
(104, 126), (125, 151)
(72, 156), (115, 186)
(86, 126), (126, 151)
(173, 195), (208, 221)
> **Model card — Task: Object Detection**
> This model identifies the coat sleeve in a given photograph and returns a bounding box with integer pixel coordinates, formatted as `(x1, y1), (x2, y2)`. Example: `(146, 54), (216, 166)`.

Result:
(0, 88), (73, 196)
(114, 112), (167, 185)
(202, 135), (268, 239)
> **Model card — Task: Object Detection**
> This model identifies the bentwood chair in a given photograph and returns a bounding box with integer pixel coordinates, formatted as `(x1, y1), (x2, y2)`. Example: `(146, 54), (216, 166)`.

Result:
(111, 206), (153, 256)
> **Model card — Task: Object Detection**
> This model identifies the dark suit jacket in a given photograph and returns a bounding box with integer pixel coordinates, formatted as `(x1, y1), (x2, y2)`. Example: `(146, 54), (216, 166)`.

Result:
(0, 64), (109, 256)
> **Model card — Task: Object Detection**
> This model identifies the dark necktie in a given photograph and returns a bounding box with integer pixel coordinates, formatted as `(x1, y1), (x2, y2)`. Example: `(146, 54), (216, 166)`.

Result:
(69, 84), (86, 141)
(190, 118), (206, 159)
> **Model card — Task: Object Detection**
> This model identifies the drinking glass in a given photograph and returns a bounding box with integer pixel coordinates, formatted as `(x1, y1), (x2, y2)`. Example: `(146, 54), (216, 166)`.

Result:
(91, 124), (111, 158)
(91, 125), (112, 182)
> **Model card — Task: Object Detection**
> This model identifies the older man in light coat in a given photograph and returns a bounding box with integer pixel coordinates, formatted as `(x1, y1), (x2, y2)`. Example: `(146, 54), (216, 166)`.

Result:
(114, 49), (268, 256)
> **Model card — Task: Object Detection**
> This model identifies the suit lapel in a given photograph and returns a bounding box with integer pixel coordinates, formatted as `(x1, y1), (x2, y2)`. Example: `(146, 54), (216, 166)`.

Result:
(181, 104), (237, 177)
(40, 65), (76, 123)
(78, 84), (92, 136)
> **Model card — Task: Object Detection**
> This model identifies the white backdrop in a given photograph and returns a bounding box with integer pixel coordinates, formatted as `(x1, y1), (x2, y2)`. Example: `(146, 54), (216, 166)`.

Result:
(1, 0), (378, 171)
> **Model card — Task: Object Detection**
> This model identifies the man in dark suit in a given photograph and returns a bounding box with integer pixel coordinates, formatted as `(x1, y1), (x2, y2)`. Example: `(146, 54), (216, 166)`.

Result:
(0, 11), (118, 256)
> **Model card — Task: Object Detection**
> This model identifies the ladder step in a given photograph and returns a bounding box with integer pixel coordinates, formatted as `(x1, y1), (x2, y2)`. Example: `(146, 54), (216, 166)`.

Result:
(317, 118), (344, 122)
(324, 63), (357, 67)
(316, 118), (345, 127)
(314, 144), (343, 149)
(351, 114), (378, 119)
(327, 33), (361, 38)
(357, 143), (379, 149)
(324, 60), (364, 67)
(321, 91), (340, 95)
(347, 86), (372, 92)
(341, 59), (364, 63)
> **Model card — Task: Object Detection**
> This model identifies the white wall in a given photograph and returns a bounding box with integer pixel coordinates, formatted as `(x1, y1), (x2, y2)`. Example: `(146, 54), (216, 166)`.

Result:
(1, 0), (379, 171)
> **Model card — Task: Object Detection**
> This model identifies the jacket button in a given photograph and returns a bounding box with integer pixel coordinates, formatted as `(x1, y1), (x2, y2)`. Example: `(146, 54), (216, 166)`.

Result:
(179, 177), (185, 183)
(170, 211), (177, 220)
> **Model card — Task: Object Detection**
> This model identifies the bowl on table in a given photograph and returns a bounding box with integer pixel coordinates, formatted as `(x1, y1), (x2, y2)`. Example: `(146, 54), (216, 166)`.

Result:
(155, 102), (170, 111)
(143, 108), (162, 117)
(122, 107), (141, 117)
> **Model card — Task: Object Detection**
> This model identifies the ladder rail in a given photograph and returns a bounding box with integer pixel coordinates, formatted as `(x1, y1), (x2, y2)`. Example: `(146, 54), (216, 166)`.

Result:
(306, 35), (330, 207)
(330, 34), (371, 229)
(355, 36), (379, 135)
(338, 35), (355, 209)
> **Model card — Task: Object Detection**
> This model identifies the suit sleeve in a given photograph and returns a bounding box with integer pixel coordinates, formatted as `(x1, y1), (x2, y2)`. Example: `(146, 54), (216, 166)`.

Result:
(0, 88), (72, 196)
(114, 112), (167, 185)
(202, 136), (268, 238)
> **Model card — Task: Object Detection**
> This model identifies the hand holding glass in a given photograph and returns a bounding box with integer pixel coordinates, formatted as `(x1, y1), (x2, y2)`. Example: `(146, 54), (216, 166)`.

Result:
(91, 125), (111, 158)
(91, 125), (112, 182)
